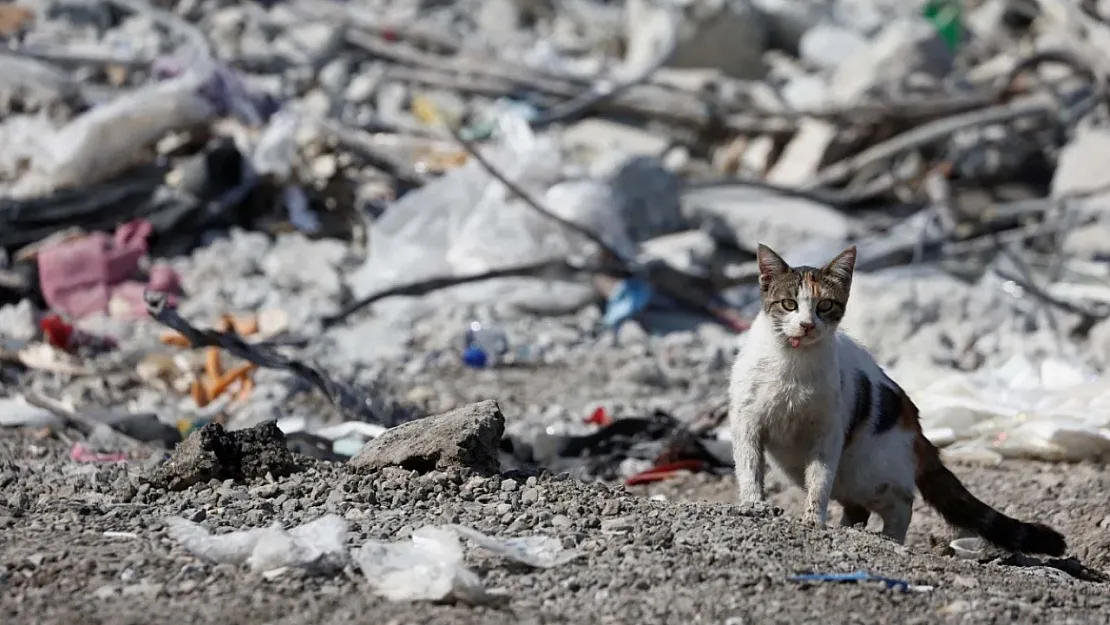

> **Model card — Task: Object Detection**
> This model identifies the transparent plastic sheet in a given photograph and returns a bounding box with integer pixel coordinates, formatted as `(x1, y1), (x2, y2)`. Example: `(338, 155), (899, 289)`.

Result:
(252, 109), (300, 180)
(355, 526), (493, 604)
(166, 514), (349, 575)
(914, 355), (1110, 461)
(355, 524), (581, 603)
(449, 524), (582, 568)
(348, 113), (636, 300)
(10, 69), (221, 199)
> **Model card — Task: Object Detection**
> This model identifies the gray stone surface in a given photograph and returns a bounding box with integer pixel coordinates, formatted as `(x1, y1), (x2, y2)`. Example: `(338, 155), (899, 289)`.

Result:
(348, 400), (505, 475)
(2, 430), (1108, 624)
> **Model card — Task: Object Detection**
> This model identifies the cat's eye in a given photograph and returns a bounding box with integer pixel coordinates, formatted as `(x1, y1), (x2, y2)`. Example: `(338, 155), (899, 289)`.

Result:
(816, 299), (835, 313)
(779, 299), (798, 311)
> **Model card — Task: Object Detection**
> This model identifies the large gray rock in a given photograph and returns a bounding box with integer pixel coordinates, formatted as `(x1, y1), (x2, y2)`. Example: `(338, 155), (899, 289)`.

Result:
(348, 400), (505, 475)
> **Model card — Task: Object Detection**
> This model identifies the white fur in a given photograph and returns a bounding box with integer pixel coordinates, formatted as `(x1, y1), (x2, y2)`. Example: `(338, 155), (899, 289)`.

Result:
(728, 305), (918, 541)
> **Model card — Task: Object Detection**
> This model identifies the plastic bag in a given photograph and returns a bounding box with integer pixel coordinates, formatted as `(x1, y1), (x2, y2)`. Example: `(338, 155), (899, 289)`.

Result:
(252, 110), (300, 180)
(449, 525), (582, 568)
(166, 514), (349, 575)
(355, 526), (492, 604)
(915, 355), (1110, 461)
(11, 70), (220, 199)
(347, 114), (635, 299)
(355, 524), (581, 603)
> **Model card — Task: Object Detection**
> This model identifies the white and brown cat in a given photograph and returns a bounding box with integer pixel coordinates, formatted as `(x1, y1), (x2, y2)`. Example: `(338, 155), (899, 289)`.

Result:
(727, 243), (1065, 555)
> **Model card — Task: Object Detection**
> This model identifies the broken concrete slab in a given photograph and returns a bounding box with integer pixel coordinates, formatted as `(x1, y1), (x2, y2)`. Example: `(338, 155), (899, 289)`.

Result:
(680, 184), (851, 254)
(348, 400), (505, 475)
(799, 23), (869, 71)
(1052, 127), (1110, 214)
(623, 0), (766, 80)
(147, 422), (302, 491)
(765, 118), (837, 186)
(561, 119), (670, 161)
(828, 17), (954, 105)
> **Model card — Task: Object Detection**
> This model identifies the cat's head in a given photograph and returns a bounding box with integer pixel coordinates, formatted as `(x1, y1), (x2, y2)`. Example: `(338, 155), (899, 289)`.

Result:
(756, 244), (856, 349)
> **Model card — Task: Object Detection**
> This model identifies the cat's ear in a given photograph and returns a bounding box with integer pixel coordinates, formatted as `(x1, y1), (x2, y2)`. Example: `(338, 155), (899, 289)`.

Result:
(757, 244), (789, 290)
(821, 245), (857, 285)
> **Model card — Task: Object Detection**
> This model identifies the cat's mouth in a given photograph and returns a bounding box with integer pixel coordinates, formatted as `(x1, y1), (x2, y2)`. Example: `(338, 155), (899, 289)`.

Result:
(784, 333), (817, 348)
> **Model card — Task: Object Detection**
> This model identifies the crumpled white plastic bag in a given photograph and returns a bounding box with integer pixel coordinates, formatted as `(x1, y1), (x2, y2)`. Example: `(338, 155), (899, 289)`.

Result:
(914, 355), (1110, 462)
(347, 114), (636, 299)
(355, 524), (581, 603)
(356, 526), (492, 604)
(166, 514), (349, 575)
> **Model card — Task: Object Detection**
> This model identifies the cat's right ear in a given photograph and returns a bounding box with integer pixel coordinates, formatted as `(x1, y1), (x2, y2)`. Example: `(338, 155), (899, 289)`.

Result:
(757, 243), (789, 291)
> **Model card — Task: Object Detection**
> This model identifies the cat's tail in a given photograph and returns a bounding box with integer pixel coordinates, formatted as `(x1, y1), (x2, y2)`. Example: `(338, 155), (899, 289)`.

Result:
(913, 430), (1066, 556)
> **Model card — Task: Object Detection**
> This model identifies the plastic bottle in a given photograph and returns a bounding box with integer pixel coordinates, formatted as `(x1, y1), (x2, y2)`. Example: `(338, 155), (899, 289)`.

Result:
(461, 321), (509, 368)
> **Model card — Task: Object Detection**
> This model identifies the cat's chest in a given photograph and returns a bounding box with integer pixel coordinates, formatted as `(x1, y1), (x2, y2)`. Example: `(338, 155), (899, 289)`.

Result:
(747, 355), (840, 432)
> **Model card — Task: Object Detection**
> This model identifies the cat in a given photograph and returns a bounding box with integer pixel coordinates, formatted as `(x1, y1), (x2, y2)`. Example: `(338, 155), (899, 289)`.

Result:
(727, 243), (1066, 556)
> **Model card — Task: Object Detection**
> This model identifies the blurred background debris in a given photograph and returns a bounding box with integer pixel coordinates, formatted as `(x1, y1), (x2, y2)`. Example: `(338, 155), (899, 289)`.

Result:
(3, 0), (1110, 476)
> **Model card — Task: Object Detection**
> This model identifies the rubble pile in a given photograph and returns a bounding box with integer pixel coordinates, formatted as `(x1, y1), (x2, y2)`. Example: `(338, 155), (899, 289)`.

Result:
(1, 0), (1110, 496)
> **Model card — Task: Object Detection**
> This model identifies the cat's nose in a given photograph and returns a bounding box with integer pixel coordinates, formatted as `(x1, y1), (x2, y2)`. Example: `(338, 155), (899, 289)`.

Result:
(799, 321), (814, 334)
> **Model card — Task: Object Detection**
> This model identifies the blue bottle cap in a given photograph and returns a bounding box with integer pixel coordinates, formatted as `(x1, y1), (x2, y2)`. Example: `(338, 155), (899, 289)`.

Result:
(461, 345), (489, 368)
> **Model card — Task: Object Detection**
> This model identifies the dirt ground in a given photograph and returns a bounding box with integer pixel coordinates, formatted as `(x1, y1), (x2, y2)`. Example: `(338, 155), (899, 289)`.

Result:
(1, 427), (1107, 625)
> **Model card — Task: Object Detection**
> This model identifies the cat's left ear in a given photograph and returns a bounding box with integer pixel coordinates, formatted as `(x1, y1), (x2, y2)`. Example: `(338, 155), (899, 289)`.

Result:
(821, 245), (856, 285)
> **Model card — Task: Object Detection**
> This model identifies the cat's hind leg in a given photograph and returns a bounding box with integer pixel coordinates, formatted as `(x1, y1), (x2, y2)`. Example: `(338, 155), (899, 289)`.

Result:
(875, 487), (914, 543)
(839, 502), (870, 528)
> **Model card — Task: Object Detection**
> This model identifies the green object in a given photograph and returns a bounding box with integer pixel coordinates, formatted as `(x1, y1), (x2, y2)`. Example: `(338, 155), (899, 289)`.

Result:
(922, 0), (963, 52)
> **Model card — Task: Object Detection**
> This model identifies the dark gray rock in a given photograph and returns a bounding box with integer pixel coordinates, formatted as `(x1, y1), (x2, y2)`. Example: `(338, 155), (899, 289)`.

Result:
(348, 400), (505, 476)
(147, 421), (302, 491)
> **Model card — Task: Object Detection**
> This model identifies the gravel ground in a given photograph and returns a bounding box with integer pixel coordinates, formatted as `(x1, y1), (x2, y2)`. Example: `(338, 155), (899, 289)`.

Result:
(2, 426), (1107, 625)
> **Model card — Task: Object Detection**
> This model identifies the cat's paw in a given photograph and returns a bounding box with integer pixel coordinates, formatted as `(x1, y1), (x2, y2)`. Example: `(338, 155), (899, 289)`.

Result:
(738, 499), (782, 518)
(800, 510), (828, 528)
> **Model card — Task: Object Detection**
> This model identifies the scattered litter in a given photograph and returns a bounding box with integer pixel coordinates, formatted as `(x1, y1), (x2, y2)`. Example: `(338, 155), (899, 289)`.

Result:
(949, 537), (1009, 561)
(0, 397), (61, 428)
(788, 570), (933, 593)
(166, 514), (349, 575)
(144, 292), (393, 424)
(356, 526), (494, 604)
(449, 525), (583, 568)
(356, 523), (579, 604)
(913, 355), (1110, 461)
(70, 442), (128, 463)
(625, 460), (708, 486)
(603, 278), (654, 329)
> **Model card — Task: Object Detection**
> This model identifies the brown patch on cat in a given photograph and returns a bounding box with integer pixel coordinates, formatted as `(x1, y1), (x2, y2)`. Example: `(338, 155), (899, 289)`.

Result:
(894, 387), (923, 435)
(805, 273), (820, 299)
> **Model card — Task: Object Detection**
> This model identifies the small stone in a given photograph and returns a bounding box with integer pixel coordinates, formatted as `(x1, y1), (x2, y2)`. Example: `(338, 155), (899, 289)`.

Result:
(496, 503), (513, 515)
(521, 488), (540, 504)
(952, 575), (979, 589)
(938, 600), (971, 615)
(500, 479), (518, 492)
(345, 70), (382, 104)
(317, 58), (349, 94)
(551, 514), (572, 528)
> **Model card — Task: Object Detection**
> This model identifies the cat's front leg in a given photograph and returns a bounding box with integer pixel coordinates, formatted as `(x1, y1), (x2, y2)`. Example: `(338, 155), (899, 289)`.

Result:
(729, 407), (766, 505)
(801, 428), (842, 526)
